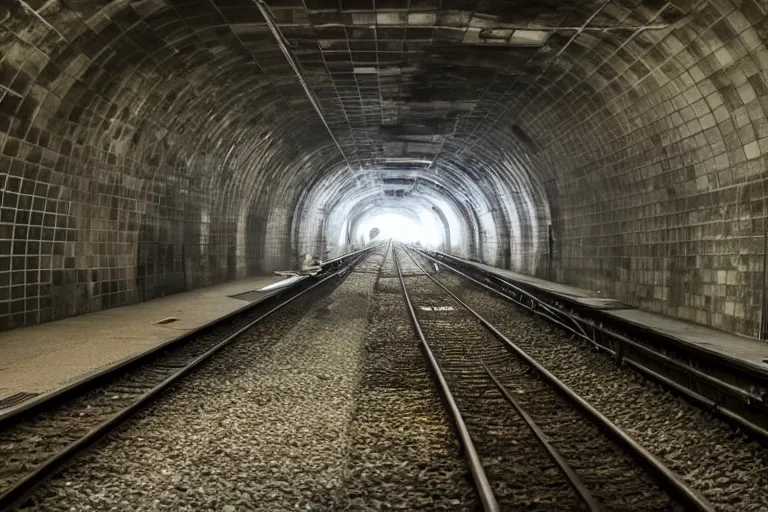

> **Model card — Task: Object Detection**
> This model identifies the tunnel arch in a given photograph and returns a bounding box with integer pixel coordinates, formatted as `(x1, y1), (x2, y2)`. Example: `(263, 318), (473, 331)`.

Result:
(289, 152), (551, 273)
(0, 0), (767, 338)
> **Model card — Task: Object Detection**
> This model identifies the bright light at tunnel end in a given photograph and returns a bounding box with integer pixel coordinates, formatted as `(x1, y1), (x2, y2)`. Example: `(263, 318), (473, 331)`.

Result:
(356, 212), (442, 247)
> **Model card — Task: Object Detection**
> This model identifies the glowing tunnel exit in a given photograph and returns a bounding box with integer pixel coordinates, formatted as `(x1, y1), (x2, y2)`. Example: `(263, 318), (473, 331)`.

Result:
(353, 211), (444, 248)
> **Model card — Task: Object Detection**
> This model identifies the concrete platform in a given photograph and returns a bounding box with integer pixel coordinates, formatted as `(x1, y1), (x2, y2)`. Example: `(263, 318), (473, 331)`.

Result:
(0, 276), (284, 404)
(439, 253), (768, 369)
(468, 260), (632, 310)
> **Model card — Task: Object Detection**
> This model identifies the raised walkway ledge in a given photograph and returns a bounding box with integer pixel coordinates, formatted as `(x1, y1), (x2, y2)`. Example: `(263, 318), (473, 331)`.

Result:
(0, 275), (283, 409)
(435, 251), (768, 369)
(422, 248), (768, 440)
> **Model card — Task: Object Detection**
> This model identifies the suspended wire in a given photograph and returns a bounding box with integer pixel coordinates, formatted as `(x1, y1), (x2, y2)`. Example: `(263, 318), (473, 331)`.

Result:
(253, 0), (361, 185)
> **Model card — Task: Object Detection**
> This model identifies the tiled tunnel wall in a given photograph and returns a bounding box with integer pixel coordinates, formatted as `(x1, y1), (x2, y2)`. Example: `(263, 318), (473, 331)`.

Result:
(2, 0), (768, 339)
(514, 0), (768, 337)
(0, 0), (328, 330)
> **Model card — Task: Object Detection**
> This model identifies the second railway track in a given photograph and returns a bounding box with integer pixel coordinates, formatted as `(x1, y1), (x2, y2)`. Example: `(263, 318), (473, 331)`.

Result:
(0, 248), (375, 511)
(393, 244), (713, 511)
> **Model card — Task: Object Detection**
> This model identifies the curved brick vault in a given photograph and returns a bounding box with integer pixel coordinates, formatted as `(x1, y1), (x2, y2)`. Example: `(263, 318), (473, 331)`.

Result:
(1, 0), (767, 336)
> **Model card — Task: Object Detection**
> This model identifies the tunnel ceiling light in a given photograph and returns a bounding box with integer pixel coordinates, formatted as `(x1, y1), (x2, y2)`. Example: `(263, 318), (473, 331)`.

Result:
(353, 66), (417, 76)
(381, 158), (434, 165)
(463, 11), (673, 33)
(380, 100), (476, 111)
(386, 135), (444, 143)
(509, 30), (551, 45)
(462, 28), (551, 46)
(382, 178), (416, 185)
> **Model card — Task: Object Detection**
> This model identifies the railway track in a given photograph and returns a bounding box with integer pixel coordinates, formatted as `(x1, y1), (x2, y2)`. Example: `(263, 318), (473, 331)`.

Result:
(0, 248), (374, 511)
(393, 244), (714, 511)
(416, 248), (768, 445)
(334, 241), (477, 510)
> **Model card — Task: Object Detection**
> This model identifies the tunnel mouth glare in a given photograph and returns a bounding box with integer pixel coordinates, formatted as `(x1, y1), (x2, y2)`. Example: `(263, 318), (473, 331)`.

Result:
(355, 212), (442, 247)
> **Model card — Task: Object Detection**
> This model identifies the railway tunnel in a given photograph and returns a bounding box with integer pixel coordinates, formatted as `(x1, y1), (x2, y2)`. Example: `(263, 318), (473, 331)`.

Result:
(3, 0), (766, 336)
(3, 0), (768, 511)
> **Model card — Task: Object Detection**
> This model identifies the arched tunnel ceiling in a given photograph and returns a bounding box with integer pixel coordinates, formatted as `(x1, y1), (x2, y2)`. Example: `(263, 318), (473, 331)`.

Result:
(1, 0), (694, 181)
(2, 0), (768, 337)
(287, 0), (691, 169)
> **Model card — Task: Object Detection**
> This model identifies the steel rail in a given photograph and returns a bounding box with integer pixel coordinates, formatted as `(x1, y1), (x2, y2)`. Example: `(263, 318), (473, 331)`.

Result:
(427, 251), (588, 338)
(0, 249), (373, 511)
(381, 239), (392, 267)
(483, 365), (604, 512)
(418, 249), (590, 342)
(401, 246), (715, 512)
(403, 247), (603, 511)
(426, 249), (768, 378)
(0, 245), (375, 428)
(320, 242), (384, 268)
(416, 247), (768, 408)
(413, 248), (768, 444)
(392, 247), (500, 512)
(400, 246), (602, 510)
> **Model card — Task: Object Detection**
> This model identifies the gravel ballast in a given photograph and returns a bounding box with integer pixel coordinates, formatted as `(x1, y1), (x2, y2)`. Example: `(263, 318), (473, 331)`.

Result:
(331, 251), (475, 511)
(24, 264), (378, 511)
(399, 249), (677, 511)
(23, 244), (758, 511)
(424, 259), (768, 512)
